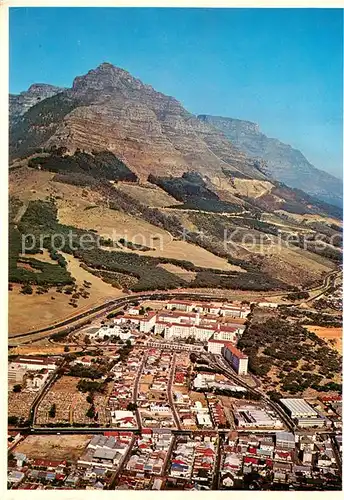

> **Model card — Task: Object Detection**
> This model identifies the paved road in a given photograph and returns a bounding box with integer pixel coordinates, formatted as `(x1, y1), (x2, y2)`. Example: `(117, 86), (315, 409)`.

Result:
(212, 433), (223, 490)
(330, 435), (342, 478)
(168, 353), (182, 431)
(133, 354), (147, 430)
(10, 269), (340, 346)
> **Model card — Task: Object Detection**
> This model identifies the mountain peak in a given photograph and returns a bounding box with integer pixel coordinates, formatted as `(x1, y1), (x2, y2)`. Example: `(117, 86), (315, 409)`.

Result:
(71, 62), (145, 94)
(26, 83), (63, 95)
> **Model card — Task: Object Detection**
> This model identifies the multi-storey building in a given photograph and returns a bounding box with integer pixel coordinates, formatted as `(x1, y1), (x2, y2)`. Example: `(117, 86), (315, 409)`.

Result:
(223, 345), (248, 375)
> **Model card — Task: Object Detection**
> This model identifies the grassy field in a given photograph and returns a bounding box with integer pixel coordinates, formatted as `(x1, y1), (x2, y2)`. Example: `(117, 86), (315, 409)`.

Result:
(116, 181), (182, 207)
(57, 202), (241, 271)
(14, 435), (92, 461)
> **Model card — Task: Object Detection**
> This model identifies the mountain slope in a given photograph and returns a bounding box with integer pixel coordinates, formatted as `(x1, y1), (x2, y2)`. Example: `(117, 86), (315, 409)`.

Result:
(10, 63), (267, 184)
(198, 115), (343, 208)
(9, 83), (64, 126)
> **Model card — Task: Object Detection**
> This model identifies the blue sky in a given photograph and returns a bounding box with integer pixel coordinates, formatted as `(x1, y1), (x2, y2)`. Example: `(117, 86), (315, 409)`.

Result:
(9, 7), (343, 178)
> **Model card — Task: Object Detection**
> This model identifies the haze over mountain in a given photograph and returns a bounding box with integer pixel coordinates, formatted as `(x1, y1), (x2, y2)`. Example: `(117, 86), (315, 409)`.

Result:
(198, 115), (343, 209)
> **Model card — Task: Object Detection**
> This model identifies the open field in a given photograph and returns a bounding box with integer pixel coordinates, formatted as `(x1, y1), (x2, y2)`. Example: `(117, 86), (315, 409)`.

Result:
(116, 181), (182, 207)
(9, 253), (123, 335)
(304, 325), (342, 353)
(9, 344), (81, 356)
(57, 202), (241, 271)
(157, 263), (196, 282)
(14, 434), (92, 461)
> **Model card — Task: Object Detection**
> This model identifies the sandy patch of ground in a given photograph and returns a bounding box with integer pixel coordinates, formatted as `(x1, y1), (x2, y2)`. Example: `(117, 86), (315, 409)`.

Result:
(173, 385), (189, 395)
(232, 178), (275, 199)
(157, 263), (196, 282)
(9, 344), (81, 356)
(14, 434), (93, 461)
(304, 325), (342, 353)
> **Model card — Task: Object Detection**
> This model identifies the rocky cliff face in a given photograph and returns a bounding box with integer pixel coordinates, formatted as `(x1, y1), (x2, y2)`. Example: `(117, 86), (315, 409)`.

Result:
(198, 115), (343, 208)
(10, 63), (267, 183)
(9, 83), (64, 125)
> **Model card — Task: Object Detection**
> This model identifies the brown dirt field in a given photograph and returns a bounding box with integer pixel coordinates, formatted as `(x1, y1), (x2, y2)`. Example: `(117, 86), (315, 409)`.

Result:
(305, 325), (342, 353)
(9, 344), (81, 356)
(116, 182), (182, 207)
(139, 383), (150, 393)
(189, 391), (207, 405)
(141, 375), (154, 384)
(232, 178), (274, 199)
(9, 254), (124, 335)
(157, 263), (196, 282)
(14, 434), (93, 461)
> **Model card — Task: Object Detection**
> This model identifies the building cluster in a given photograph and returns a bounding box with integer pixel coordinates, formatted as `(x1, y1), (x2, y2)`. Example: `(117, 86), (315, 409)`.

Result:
(77, 433), (133, 473)
(8, 356), (57, 388)
(192, 372), (247, 394)
(220, 430), (342, 489)
(124, 428), (172, 477)
(136, 349), (175, 428)
(110, 300), (249, 375)
(280, 398), (332, 428)
(8, 432), (130, 490)
(107, 350), (143, 427)
(232, 401), (284, 430)
(8, 355), (61, 423)
(314, 281), (342, 311)
(169, 434), (217, 488)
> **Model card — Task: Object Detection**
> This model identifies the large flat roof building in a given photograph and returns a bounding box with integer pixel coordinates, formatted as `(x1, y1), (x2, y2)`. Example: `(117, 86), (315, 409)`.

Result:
(280, 398), (317, 419)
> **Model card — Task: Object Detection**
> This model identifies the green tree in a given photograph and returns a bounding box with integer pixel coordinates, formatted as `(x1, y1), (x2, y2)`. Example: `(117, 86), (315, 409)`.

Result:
(127, 402), (138, 411)
(13, 384), (22, 393)
(48, 403), (56, 418)
(21, 284), (33, 295)
(8, 416), (19, 425)
(86, 405), (96, 419)
(64, 345), (70, 352)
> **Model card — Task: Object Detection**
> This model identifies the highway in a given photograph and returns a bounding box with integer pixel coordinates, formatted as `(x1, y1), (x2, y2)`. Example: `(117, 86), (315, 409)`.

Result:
(9, 268), (341, 347)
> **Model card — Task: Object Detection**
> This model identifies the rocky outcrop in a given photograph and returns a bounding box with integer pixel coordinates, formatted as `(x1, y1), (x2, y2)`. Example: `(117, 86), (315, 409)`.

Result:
(9, 83), (64, 125)
(198, 115), (343, 208)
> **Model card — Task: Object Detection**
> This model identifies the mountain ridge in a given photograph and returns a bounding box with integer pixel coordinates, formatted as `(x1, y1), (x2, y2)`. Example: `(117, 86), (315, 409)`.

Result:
(198, 114), (343, 208)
